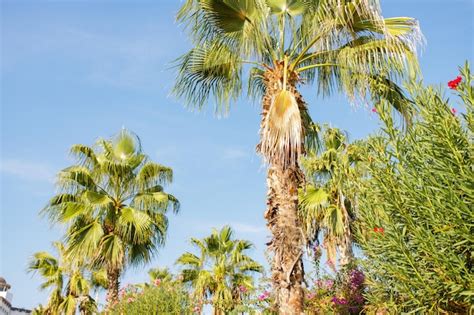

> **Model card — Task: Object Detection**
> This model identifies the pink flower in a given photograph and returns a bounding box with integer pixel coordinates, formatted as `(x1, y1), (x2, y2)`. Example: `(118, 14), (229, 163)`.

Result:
(371, 107), (377, 113)
(451, 108), (457, 115)
(331, 296), (348, 305)
(154, 278), (161, 286)
(239, 285), (248, 293)
(324, 279), (334, 289)
(307, 292), (315, 299)
(448, 76), (462, 90)
(193, 306), (201, 313)
(258, 291), (270, 301)
(127, 297), (134, 303)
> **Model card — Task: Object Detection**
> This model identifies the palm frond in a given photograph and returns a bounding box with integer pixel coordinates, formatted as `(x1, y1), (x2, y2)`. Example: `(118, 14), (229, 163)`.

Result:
(173, 39), (243, 115)
(66, 220), (104, 262)
(137, 162), (173, 188)
(70, 144), (99, 171)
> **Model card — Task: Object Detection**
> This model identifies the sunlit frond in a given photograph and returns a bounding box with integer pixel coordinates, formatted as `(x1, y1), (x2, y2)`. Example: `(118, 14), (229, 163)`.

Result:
(173, 39), (243, 115)
(117, 207), (153, 243)
(70, 144), (99, 171)
(137, 162), (173, 188)
(66, 220), (104, 262)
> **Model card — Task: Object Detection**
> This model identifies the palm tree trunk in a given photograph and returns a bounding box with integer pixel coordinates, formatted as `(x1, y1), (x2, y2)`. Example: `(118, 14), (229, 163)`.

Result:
(258, 64), (306, 313)
(265, 165), (305, 314)
(106, 266), (120, 307)
(339, 192), (353, 266)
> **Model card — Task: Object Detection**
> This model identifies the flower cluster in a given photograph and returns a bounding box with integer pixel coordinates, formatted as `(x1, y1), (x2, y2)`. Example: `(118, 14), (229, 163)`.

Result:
(373, 227), (384, 234)
(448, 76), (462, 90)
(348, 269), (365, 290)
(307, 292), (316, 299)
(331, 296), (348, 305)
(257, 290), (270, 301)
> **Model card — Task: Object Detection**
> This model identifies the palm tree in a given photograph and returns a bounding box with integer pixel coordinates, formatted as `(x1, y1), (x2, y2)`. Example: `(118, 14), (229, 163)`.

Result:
(173, 0), (422, 311)
(176, 226), (262, 314)
(148, 267), (174, 283)
(42, 129), (180, 307)
(299, 127), (364, 268)
(28, 242), (98, 315)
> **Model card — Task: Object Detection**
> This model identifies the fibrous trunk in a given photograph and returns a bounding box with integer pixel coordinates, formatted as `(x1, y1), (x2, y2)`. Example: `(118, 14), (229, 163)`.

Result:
(339, 193), (353, 266)
(260, 63), (306, 314)
(265, 165), (305, 314)
(106, 266), (120, 308)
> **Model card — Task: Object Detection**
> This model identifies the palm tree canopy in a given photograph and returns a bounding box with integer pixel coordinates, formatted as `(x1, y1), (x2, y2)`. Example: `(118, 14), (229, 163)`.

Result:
(28, 242), (99, 315)
(174, 0), (422, 166)
(42, 129), (180, 272)
(148, 267), (174, 283)
(299, 126), (364, 263)
(176, 226), (262, 310)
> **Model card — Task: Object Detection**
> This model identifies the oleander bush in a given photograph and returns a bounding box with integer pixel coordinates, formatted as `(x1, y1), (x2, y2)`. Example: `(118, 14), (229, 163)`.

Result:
(355, 63), (474, 314)
(106, 281), (191, 314)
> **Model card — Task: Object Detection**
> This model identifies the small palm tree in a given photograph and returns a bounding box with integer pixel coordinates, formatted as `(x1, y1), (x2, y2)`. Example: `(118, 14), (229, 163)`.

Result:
(174, 0), (421, 311)
(177, 226), (262, 314)
(148, 267), (174, 284)
(42, 129), (179, 307)
(28, 242), (98, 315)
(299, 127), (364, 268)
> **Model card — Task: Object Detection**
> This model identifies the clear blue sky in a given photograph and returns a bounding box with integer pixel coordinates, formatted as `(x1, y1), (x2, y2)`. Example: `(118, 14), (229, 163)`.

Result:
(1, 0), (472, 309)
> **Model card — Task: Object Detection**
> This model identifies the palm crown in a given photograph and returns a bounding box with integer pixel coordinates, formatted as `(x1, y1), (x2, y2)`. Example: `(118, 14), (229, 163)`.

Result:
(42, 129), (179, 305)
(175, 0), (422, 166)
(28, 242), (98, 315)
(176, 226), (263, 312)
(299, 127), (364, 266)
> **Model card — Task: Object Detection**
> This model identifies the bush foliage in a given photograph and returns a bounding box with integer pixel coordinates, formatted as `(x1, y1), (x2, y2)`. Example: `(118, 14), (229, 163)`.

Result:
(106, 281), (191, 314)
(355, 63), (474, 313)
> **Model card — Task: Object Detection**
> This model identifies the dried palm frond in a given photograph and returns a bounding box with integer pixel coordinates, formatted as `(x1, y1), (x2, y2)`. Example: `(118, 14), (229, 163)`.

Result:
(260, 89), (303, 167)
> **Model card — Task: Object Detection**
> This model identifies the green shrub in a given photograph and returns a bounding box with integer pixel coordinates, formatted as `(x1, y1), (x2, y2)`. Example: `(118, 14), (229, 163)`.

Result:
(355, 63), (474, 313)
(106, 281), (192, 314)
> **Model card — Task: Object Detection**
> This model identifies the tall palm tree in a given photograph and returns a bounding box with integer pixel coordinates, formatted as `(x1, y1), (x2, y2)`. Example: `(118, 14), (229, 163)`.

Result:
(28, 242), (98, 315)
(173, 0), (422, 311)
(42, 129), (180, 307)
(176, 226), (262, 314)
(299, 127), (364, 268)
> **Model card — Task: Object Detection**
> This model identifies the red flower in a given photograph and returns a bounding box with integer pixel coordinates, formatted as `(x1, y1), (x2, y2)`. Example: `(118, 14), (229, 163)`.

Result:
(373, 227), (384, 234)
(448, 76), (462, 90)
(371, 107), (377, 113)
(451, 108), (457, 115)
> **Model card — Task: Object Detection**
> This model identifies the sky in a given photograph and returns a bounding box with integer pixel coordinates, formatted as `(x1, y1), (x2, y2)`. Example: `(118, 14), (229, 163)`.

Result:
(1, 0), (473, 310)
